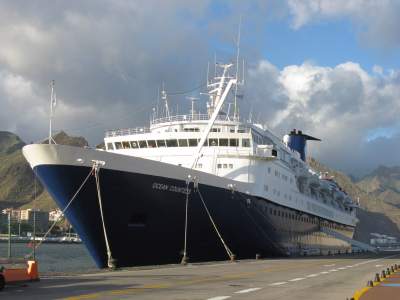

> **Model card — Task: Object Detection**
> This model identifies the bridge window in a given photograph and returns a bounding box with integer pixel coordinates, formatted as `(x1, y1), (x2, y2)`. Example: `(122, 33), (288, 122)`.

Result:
(166, 139), (178, 147)
(139, 140), (147, 148)
(219, 138), (228, 146)
(115, 142), (123, 149)
(188, 139), (198, 147)
(147, 140), (156, 148)
(229, 138), (239, 147)
(130, 141), (139, 148)
(122, 141), (131, 149)
(107, 143), (114, 150)
(178, 139), (188, 147)
(242, 138), (250, 147)
(156, 140), (166, 147)
(209, 138), (218, 146)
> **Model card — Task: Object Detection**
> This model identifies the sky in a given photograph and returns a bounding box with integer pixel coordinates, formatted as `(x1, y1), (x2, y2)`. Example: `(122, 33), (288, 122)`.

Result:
(0, 0), (399, 176)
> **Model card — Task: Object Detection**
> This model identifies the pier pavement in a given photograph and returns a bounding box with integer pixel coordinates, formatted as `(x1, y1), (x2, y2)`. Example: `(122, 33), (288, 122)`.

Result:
(2, 253), (400, 300)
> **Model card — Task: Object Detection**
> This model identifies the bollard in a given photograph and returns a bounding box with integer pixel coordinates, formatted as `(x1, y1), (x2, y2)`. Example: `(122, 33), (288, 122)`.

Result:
(181, 256), (188, 265)
(387, 268), (391, 275)
(375, 273), (380, 282)
(367, 280), (373, 287)
(391, 266), (395, 273)
(395, 264), (398, 270)
(230, 254), (236, 262)
(255, 253), (261, 260)
(381, 270), (386, 278)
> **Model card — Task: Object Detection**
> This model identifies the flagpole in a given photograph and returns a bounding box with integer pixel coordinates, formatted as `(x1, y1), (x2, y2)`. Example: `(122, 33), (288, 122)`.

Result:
(49, 80), (55, 144)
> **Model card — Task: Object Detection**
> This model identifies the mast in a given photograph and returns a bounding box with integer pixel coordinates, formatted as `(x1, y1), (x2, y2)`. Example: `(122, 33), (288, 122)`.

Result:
(192, 63), (237, 168)
(49, 80), (56, 144)
(161, 83), (170, 119)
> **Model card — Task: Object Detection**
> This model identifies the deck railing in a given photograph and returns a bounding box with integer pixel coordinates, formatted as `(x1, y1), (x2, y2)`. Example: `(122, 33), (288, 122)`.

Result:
(150, 114), (240, 125)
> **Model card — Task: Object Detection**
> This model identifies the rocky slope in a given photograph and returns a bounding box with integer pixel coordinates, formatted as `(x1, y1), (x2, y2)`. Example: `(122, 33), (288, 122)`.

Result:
(309, 158), (400, 242)
(0, 131), (88, 211)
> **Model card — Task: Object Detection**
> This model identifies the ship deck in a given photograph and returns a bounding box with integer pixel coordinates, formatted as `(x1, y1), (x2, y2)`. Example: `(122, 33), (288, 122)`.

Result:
(2, 253), (400, 299)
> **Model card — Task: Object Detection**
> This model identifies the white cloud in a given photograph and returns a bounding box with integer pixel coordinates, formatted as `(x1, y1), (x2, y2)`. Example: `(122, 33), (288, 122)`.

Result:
(246, 59), (400, 174)
(287, 0), (400, 48)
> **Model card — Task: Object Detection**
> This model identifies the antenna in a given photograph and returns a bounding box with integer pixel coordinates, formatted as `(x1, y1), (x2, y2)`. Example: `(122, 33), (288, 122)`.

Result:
(49, 80), (57, 144)
(161, 82), (170, 119)
(234, 16), (242, 121)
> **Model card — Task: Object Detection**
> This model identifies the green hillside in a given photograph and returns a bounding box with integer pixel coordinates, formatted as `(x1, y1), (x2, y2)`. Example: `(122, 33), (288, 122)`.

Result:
(0, 131), (88, 211)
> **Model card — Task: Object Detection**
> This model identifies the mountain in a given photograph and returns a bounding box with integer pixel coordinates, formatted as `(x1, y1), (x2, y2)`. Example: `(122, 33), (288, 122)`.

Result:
(309, 158), (400, 242)
(357, 166), (400, 208)
(0, 131), (89, 211)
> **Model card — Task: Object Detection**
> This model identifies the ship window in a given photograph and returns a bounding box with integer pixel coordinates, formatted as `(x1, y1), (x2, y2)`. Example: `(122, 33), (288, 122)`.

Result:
(115, 142), (123, 149)
(229, 138), (239, 147)
(272, 149), (278, 157)
(217, 164), (222, 169)
(209, 138), (218, 146)
(219, 139), (228, 146)
(139, 140), (147, 148)
(242, 138), (250, 147)
(178, 139), (188, 147)
(107, 143), (114, 150)
(122, 141), (131, 149)
(130, 141), (139, 148)
(230, 128), (235, 133)
(188, 139), (198, 147)
(211, 128), (221, 132)
(194, 128), (200, 132)
(229, 164), (233, 169)
(223, 164), (227, 169)
(196, 163), (202, 168)
(166, 139), (178, 147)
(156, 140), (166, 147)
(147, 140), (157, 148)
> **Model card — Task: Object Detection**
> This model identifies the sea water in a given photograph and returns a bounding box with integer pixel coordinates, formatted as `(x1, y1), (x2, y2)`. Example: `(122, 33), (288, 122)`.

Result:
(0, 242), (96, 273)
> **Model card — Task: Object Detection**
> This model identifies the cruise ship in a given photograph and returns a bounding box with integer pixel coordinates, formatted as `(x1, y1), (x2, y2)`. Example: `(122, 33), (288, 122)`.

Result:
(22, 63), (359, 268)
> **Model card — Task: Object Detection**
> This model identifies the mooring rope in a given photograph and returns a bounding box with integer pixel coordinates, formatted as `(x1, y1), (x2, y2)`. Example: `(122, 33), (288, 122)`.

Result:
(181, 180), (190, 264)
(93, 161), (115, 268)
(196, 186), (235, 260)
(26, 166), (95, 257)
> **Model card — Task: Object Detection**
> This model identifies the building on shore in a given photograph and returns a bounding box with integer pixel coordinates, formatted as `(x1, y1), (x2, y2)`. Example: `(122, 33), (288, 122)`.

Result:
(1, 208), (49, 232)
(49, 208), (64, 222)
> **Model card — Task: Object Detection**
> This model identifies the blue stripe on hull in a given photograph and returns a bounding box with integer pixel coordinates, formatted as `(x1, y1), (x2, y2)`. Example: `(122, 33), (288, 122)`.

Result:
(34, 164), (354, 268)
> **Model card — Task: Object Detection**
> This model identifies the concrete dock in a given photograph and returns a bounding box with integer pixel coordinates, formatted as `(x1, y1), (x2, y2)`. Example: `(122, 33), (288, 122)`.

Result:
(2, 253), (400, 300)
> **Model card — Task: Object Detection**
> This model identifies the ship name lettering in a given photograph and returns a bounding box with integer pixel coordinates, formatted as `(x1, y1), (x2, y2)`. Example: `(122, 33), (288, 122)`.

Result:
(152, 182), (191, 195)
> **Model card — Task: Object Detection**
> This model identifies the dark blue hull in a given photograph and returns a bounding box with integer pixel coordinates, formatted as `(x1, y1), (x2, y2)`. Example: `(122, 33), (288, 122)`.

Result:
(35, 164), (354, 268)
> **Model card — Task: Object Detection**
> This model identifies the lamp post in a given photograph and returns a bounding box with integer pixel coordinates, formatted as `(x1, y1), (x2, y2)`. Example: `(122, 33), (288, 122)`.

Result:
(7, 211), (11, 259)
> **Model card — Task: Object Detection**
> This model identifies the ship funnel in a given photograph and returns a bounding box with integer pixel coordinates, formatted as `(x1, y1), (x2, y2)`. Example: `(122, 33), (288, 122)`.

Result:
(287, 129), (321, 161)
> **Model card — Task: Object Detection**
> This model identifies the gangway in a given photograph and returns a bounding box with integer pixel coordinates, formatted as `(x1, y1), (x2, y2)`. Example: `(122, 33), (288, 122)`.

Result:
(321, 227), (378, 253)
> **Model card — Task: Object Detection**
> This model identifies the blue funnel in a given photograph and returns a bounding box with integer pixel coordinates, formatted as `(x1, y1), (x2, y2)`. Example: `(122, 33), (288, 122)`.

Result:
(287, 129), (320, 161)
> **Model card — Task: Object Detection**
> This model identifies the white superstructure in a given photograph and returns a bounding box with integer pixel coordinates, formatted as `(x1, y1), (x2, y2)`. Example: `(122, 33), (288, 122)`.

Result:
(103, 63), (358, 227)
